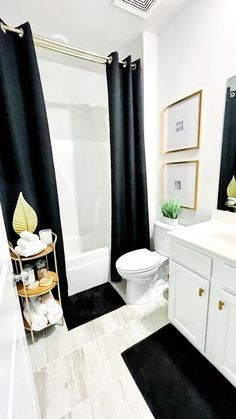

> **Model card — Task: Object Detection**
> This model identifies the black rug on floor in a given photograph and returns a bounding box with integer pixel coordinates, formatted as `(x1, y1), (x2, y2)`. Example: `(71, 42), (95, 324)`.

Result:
(63, 282), (125, 330)
(122, 324), (236, 419)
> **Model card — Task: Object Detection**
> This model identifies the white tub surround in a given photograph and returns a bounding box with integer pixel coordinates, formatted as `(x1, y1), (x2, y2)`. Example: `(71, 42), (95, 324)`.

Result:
(168, 209), (236, 388)
(38, 59), (111, 297)
(66, 247), (110, 296)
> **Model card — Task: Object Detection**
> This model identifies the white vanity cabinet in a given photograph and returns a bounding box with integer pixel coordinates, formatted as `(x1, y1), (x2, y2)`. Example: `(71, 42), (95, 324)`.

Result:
(169, 238), (236, 388)
(169, 262), (210, 352)
(206, 260), (236, 386)
(213, 289), (236, 384)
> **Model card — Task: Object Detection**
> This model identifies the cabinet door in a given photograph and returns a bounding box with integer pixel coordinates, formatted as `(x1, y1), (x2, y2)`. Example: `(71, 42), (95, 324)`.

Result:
(169, 261), (210, 352)
(215, 290), (236, 387)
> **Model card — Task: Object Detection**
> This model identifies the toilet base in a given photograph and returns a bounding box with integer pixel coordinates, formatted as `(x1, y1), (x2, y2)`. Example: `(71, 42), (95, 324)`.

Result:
(126, 277), (169, 305)
(126, 280), (152, 305)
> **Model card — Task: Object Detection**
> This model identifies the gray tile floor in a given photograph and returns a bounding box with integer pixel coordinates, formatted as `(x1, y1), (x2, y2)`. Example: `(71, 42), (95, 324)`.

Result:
(28, 294), (169, 419)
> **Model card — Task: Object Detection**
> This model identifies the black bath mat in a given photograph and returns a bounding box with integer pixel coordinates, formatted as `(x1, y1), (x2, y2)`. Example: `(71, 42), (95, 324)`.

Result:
(64, 282), (125, 330)
(122, 324), (236, 419)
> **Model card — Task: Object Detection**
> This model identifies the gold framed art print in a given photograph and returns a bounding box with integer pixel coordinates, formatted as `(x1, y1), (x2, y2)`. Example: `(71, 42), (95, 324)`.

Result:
(162, 160), (199, 210)
(162, 90), (202, 153)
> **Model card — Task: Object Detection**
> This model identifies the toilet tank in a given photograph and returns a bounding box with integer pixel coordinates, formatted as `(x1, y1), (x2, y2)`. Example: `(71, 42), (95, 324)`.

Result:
(154, 220), (183, 257)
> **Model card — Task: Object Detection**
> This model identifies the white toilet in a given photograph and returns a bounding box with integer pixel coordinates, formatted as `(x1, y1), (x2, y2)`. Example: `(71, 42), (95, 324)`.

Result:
(116, 220), (181, 304)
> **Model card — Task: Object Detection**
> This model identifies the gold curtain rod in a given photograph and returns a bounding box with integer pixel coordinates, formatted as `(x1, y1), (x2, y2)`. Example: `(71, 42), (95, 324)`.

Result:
(0, 22), (136, 69)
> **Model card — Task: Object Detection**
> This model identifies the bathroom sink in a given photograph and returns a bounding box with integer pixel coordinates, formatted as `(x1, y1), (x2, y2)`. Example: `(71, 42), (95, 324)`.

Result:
(208, 232), (236, 248)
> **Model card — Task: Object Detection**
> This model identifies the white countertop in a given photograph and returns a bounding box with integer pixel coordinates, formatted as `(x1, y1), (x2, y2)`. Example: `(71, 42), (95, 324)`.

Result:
(169, 210), (236, 263)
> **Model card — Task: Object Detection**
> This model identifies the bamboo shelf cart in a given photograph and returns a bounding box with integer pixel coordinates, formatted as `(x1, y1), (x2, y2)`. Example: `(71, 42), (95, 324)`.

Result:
(9, 232), (63, 344)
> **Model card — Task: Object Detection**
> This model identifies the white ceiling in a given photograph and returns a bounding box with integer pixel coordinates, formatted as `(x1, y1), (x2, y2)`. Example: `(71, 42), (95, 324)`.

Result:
(1, 0), (190, 55)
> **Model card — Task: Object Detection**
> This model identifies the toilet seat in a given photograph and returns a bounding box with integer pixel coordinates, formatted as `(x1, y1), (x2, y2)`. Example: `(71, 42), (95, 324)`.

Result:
(116, 248), (167, 274)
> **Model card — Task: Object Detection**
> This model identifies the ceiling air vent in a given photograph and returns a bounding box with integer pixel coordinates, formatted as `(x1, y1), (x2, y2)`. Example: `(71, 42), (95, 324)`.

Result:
(113, 0), (159, 19)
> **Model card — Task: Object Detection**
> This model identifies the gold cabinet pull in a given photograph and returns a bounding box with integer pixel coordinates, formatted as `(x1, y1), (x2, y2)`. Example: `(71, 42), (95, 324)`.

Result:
(199, 288), (205, 297)
(218, 300), (225, 310)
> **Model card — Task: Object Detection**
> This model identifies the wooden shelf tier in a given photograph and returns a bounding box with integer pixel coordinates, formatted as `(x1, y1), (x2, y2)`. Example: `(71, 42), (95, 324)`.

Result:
(10, 244), (54, 261)
(23, 300), (62, 331)
(17, 271), (59, 297)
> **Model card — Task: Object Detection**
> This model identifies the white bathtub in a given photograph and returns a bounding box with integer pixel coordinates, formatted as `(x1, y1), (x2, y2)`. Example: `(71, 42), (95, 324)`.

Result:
(66, 247), (110, 296)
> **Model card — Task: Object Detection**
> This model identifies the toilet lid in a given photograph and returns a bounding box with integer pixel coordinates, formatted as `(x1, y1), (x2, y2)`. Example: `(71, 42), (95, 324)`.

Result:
(116, 248), (166, 273)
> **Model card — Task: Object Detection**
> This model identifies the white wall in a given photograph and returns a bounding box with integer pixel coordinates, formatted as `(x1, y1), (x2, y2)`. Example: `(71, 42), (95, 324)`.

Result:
(37, 56), (111, 259)
(142, 33), (159, 243)
(157, 0), (236, 225)
(125, 32), (159, 246)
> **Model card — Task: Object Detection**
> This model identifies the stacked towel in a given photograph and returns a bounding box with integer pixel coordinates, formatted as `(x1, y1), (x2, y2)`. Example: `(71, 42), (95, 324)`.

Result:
(17, 238), (37, 250)
(30, 296), (47, 316)
(23, 300), (47, 331)
(25, 293), (63, 330)
(41, 292), (63, 324)
(15, 231), (47, 257)
(47, 300), (63, 324)
(20, 231), (39, 242)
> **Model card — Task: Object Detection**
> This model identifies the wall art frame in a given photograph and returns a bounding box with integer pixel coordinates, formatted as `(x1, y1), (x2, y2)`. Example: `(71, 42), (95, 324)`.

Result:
(162, 160), (199, 210)
(162, 90), (202, 153)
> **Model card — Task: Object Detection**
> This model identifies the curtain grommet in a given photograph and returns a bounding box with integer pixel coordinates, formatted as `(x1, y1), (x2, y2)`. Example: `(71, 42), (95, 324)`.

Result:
(18, 28), (24, 38)
(0, 23), (24, 37)
(131, 63), (137, 70)
(122, 60), (127, 68)
(0, 22), (6, 34)
(108, 56), (113, 64)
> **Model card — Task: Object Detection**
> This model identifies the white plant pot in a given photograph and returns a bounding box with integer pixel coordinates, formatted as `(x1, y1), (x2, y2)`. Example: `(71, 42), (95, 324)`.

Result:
(162, 216), (178, 226)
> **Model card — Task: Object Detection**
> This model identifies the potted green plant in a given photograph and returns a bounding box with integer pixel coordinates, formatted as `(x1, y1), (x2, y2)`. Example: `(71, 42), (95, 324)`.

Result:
(161, 199), (182, 226)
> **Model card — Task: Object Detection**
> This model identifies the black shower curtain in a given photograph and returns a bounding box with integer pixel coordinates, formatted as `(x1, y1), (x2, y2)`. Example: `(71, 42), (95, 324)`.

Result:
(106, 52), (150, 282)
(218, 87), (236, 210)
(0, 21), (68, 301)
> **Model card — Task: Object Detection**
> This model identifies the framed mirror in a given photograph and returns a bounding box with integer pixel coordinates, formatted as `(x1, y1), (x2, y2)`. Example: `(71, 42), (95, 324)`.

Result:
(218, 76), (236, 211)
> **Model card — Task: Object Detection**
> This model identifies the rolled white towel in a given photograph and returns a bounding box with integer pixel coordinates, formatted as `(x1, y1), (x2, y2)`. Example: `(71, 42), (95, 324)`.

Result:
(41, 291), (55, 305)
(41, 292), (63, 324)
(30, 297), (47, 316)
(15, 240), (47, 257)
(47, 308), (63, 325)
(47, 300), (63, 324)
(23, 301), (47, 331)
(20, 231), (39, 242)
